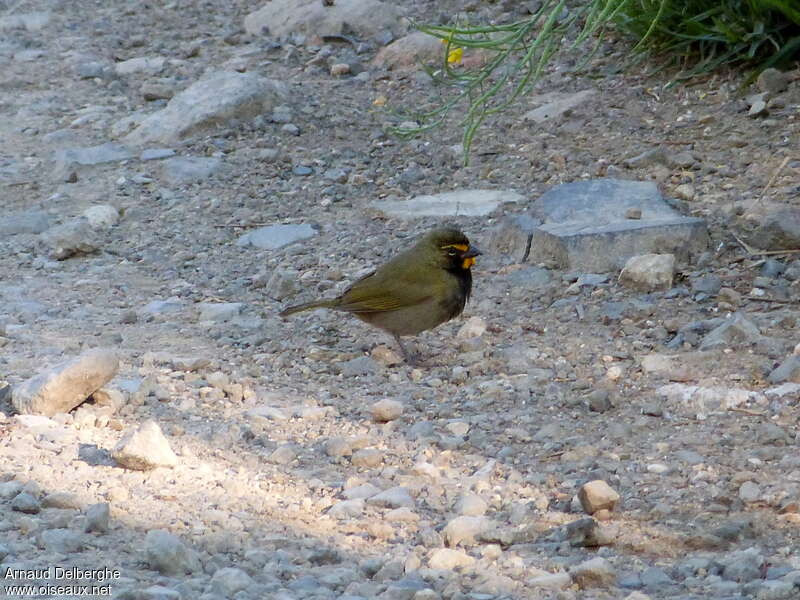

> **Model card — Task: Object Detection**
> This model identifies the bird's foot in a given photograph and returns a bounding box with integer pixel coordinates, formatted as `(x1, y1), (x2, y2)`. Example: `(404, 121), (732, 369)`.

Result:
(394, 336), (422, 366)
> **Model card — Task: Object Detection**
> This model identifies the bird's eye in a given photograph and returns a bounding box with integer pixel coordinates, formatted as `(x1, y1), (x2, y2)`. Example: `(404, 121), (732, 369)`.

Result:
(447, 250), (457, 256)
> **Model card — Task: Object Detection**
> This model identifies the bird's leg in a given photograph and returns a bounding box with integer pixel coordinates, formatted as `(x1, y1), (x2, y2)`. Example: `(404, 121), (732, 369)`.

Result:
(393, 335), (420, 366)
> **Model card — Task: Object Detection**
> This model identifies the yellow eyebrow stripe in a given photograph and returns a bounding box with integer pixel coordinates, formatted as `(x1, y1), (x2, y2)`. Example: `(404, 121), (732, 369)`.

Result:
(442, 243), (469, 252)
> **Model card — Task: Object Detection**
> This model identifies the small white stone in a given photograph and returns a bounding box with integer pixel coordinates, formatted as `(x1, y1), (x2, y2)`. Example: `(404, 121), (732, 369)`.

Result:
(647, 463), (671, 475)
(83, 204), (120, 229)
(456, 316), (487, 339)
(606, 365), (623, 381)
(112, 420), (177, 470)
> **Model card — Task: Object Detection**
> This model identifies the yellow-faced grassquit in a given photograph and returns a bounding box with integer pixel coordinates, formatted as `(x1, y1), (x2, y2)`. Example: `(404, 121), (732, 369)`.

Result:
(279, 227), (481, 363)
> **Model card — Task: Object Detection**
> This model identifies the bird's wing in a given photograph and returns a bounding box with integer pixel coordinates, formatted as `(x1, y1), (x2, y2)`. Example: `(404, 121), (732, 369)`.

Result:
(335, 267), (436, 313)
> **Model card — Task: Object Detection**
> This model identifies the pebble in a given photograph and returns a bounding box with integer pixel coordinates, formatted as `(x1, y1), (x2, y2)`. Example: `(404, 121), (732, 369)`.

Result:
(569, 556), (617, 588)
(112, 420), (178, 470)
(443, 516), (492, 547)
(144, 529), (201, 575)
(339, 356), (379, 377)
(83, 204), (120, 229)
(428, 548), (475, 570)
(40, 218), (99, 260)
(42, 491), (81, 509)
(268, 444), (298, 465)
(210, 567), (253, 596)
(619, 254), (675, 291)
(456, 316), (487, 339)
(722, 547), (764, 582)
(738, 481), (761, 503)
(366, 486), (414, 509)
(84, 502), (110, 533)
(578, 480), (620, 514)
(10, 492), (40, 514)
(236, 223), (317, 250)
(197, 302), (243, 322)
(325, 436), (353, 458)
(328, 499), (364, 519)
(370, 399), (404, 422)
(351, 448), (382, 467)
(527, 572), (571, 589)
(41, 529), (84, 553)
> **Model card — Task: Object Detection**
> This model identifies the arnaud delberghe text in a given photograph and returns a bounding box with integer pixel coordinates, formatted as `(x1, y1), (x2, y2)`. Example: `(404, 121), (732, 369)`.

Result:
(4, 566), (121, 581)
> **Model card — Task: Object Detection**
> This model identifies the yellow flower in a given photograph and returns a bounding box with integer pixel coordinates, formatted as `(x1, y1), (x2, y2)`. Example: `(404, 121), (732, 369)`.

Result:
(447, 46), (463, 64)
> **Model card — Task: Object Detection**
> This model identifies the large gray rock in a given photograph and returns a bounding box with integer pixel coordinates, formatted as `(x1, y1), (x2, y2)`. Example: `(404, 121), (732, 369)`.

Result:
(112, 420), (178, 470)
(244, 0), (403, 41)
(371, 189), (522, 218)
(528, 179), (708, 271)
(236, 223), (317, 250)
(12, 349), (119, 416)
(144, 529), (201, 575)
(485, 213), (540, 261)
(124, 71), (286, 145)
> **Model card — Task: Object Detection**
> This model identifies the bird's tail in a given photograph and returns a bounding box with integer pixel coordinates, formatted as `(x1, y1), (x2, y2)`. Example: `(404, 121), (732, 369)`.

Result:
(279, 299), (336, 318)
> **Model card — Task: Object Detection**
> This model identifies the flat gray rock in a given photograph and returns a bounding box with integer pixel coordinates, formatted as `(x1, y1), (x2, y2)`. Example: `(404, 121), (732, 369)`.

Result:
(244, 0), (402, 40)
(523, 89), (596, 124)
(141, 148), (176, 161)
(371, 189), (522, 218)
(534, 179), (672, 223)
(525, 179), (708, 271)
(0, 12), (51, 31)
(12, 348), (119, 417)
(124, 71), (287, 145)
(533, 218), (707, 272)
(0, 211), (50, 235)
(161, 156), (222, 184)
(53, 142), (134, 165)
(197, 302), (244, 322)
(236, 223), (317, 250)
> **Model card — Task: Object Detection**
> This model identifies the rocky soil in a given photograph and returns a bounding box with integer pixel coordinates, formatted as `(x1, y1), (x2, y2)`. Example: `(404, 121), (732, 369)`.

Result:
(1, 1), (800, 599)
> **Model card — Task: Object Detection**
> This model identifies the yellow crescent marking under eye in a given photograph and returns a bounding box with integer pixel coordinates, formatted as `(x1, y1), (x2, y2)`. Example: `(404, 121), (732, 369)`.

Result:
(442, 243), (469, 252)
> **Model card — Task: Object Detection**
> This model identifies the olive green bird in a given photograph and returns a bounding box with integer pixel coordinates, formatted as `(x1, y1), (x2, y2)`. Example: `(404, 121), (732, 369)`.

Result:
(279, 227), (481, 363)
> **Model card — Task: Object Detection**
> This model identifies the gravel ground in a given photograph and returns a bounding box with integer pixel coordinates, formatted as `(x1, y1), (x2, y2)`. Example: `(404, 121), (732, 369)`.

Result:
(1, 1), (799, 599)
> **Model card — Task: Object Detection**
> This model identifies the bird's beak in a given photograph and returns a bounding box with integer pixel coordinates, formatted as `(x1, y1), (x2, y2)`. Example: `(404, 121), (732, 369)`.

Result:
(464, 245), (482, 258)
(461, 244), (482, 269)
